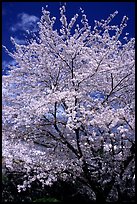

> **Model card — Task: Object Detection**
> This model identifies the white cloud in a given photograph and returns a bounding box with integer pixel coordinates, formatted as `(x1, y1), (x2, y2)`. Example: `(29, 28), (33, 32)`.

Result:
(14, 37), (26, 45)
(10, 13), (39, 32)
(2, 60), (10, 70)
(2, 60), (17, 75)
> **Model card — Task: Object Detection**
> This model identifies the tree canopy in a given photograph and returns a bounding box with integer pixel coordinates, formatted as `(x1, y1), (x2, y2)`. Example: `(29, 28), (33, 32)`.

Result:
(2, 4), (135, 202)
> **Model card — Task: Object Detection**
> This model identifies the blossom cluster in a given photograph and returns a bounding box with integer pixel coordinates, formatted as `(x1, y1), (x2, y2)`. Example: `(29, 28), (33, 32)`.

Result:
(2, 4), (135, 201)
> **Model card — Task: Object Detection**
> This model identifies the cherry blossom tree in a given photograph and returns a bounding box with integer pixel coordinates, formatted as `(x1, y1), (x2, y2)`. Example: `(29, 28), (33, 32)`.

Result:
(2, 4), (135, 202)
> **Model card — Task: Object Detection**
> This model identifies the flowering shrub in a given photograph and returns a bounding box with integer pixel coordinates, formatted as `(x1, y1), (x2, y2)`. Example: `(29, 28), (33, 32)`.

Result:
(2, 4), (135, 202)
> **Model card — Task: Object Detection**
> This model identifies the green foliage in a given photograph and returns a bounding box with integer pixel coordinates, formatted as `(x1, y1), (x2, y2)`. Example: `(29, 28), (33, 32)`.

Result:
(33, 197), (60, 202)
(2, 173), (8, 183)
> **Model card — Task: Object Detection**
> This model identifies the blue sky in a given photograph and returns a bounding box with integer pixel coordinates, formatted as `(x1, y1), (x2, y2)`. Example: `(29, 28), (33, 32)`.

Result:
(2, 2), (135, 75)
